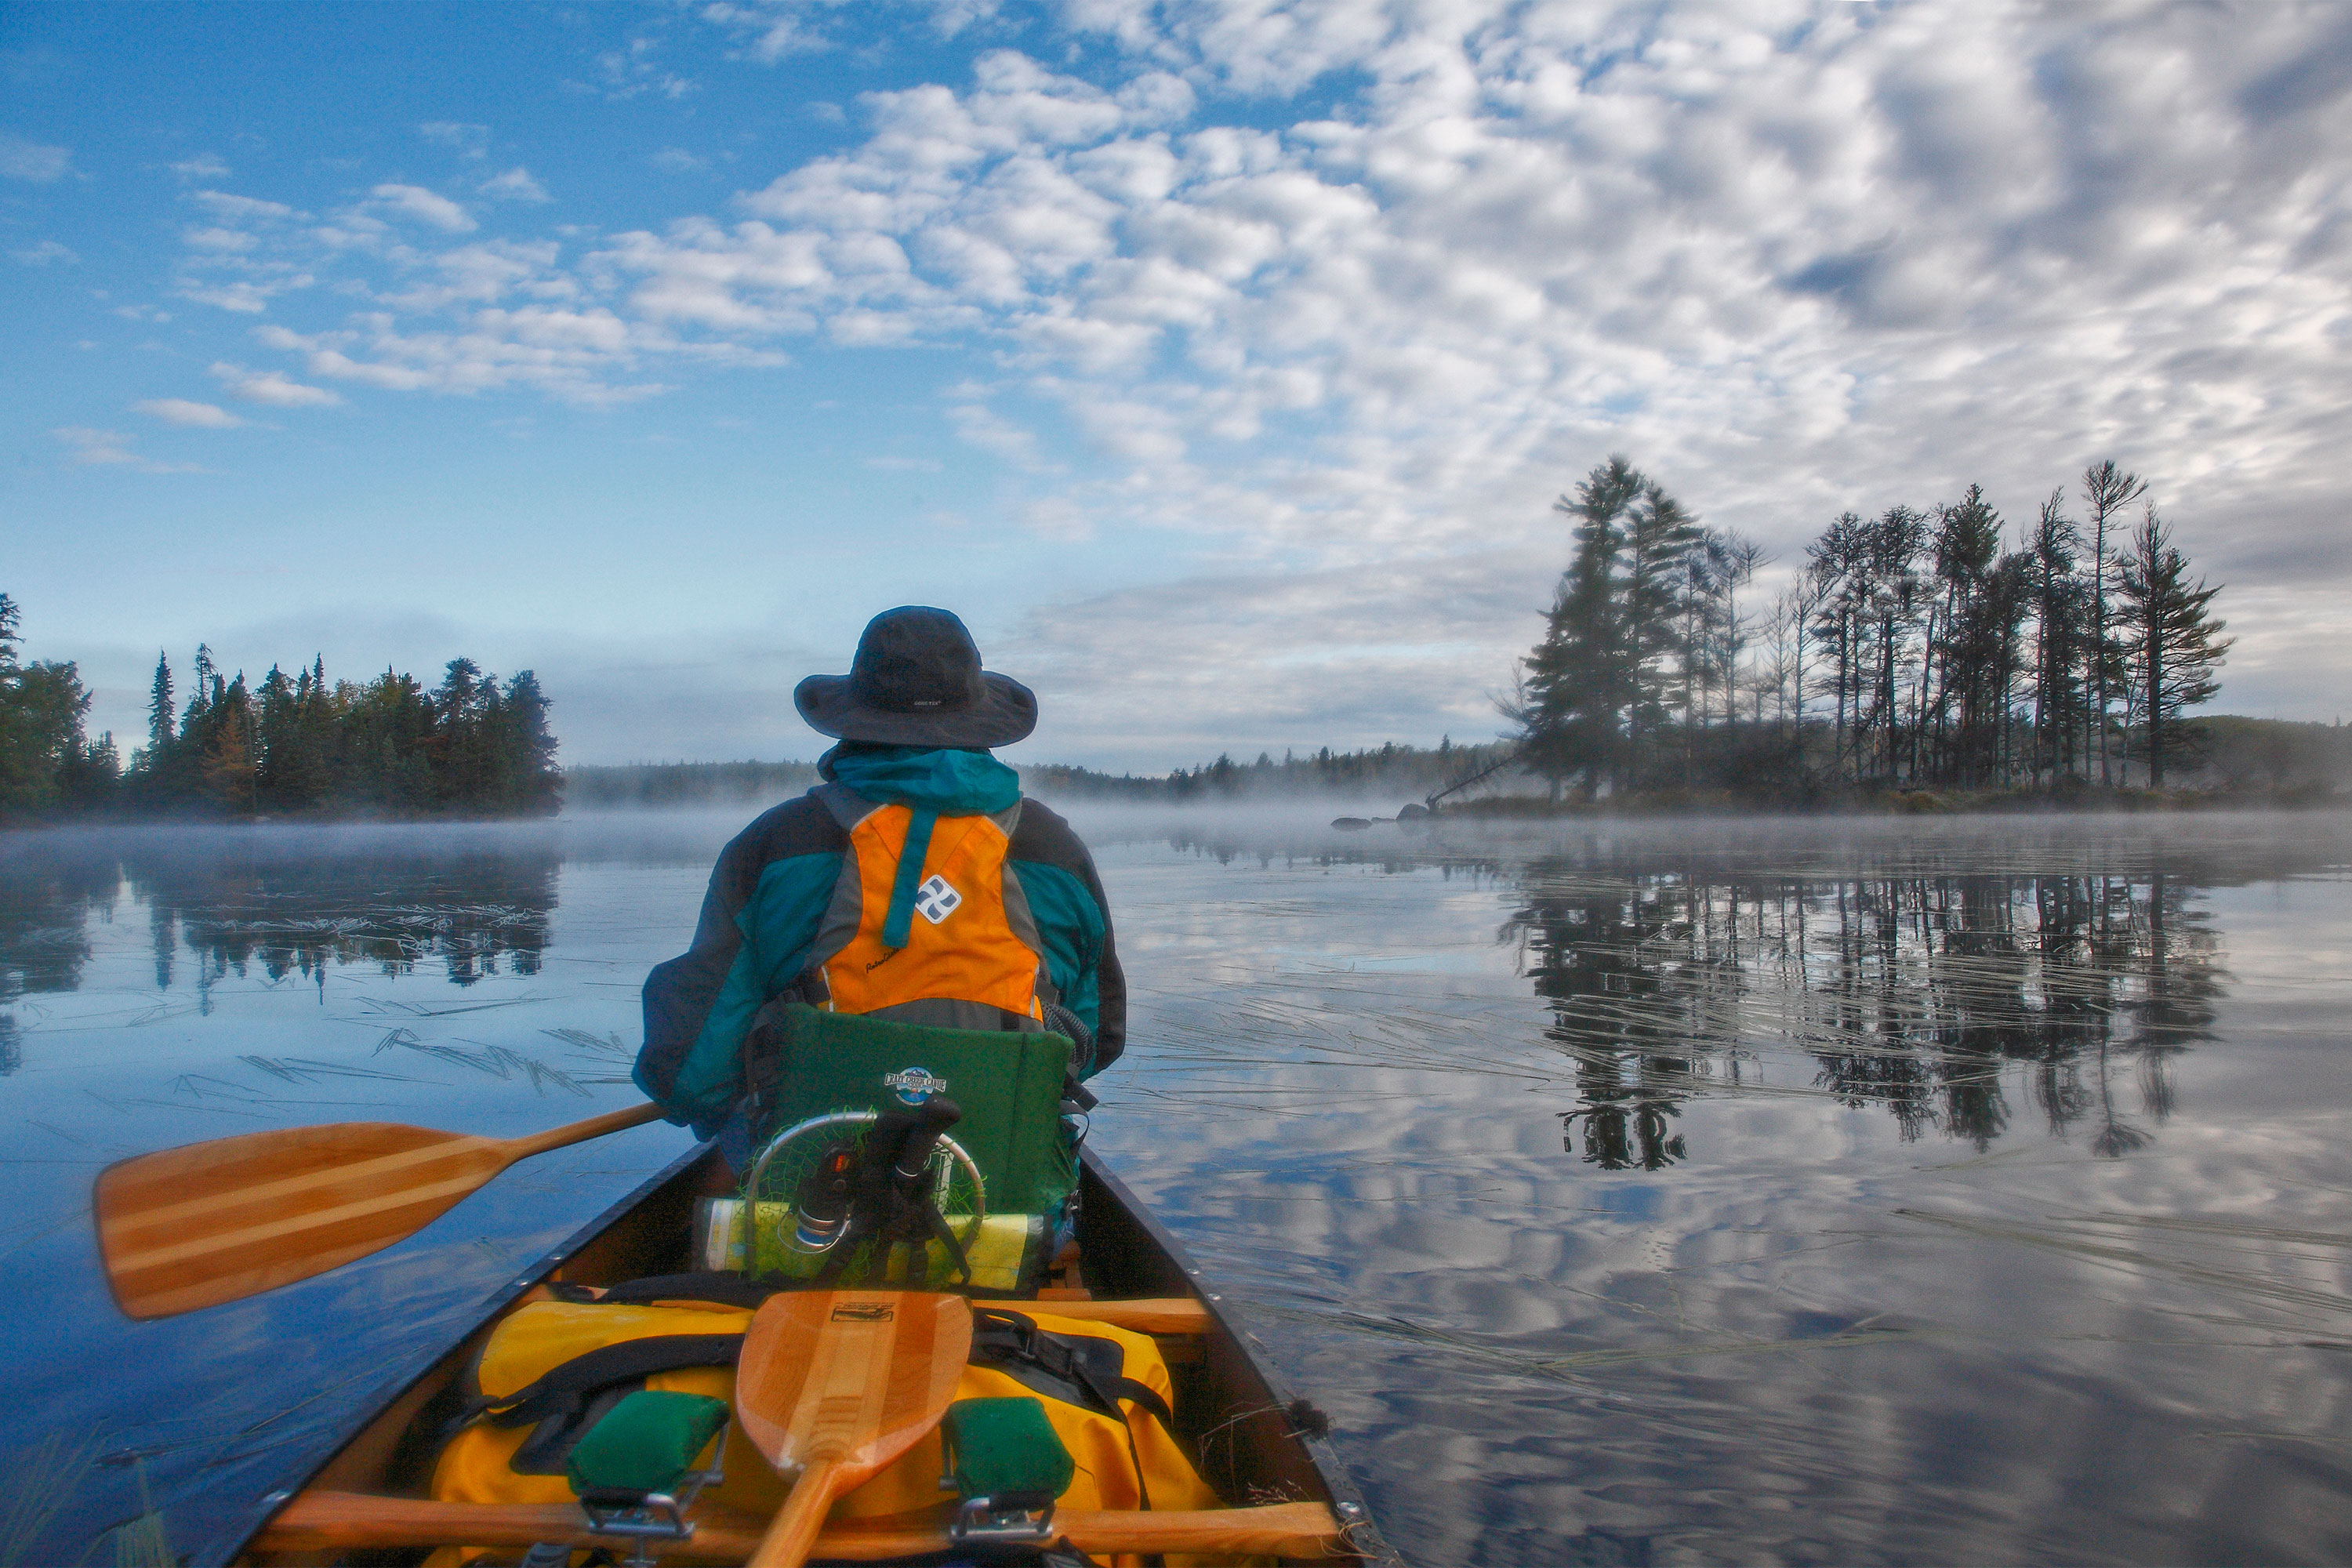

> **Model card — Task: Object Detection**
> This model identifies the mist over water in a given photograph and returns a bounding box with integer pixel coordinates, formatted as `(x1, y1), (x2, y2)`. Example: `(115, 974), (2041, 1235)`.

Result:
(4, 808), (2350, 1563)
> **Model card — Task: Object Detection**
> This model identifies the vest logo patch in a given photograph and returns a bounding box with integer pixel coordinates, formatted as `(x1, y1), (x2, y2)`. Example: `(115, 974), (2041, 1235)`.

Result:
(884, 1065), (948, 1105)
(914, 873), (962, 925)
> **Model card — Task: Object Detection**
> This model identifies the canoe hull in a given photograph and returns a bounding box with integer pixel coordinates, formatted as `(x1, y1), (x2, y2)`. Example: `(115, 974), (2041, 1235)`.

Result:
(218, 1138), (1388, 1566)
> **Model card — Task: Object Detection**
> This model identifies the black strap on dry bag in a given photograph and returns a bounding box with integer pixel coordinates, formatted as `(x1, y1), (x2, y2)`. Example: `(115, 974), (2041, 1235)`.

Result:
(970, 1305), (1174, 1513)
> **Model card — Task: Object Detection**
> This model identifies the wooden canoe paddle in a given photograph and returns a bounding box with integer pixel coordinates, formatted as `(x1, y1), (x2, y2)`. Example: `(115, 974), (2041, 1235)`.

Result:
(735, 1290), (974, 1568)
(94, 1101), (666, 1320)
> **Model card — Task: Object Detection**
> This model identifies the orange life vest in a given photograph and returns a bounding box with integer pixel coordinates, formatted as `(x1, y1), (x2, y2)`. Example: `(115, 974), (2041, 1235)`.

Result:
(803, 788), (1047, 1027)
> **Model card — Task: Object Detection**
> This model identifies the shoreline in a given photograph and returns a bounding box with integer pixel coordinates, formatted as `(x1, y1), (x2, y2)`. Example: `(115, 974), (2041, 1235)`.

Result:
(1439, 783), (2347, 818)
(6, 789), (2347, 837)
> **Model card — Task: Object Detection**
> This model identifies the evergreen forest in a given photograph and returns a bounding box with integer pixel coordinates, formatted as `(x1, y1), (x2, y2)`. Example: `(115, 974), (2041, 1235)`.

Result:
(564, 741), (1518, 811)
(1510, 456), (2238, 803)
(0, 593), (560, 821)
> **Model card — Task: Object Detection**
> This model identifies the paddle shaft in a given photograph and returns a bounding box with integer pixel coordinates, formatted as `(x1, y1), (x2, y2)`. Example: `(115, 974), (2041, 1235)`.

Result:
(508, 1101), (669, 1158)
(747, 1457), (845, 1568)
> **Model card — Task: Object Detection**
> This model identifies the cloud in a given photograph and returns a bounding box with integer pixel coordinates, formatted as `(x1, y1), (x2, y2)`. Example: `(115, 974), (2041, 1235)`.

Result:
(211, 361), (344, 408)
(192, 190), (297, 221)
(590, 5), (2352, 737)
(169, 153), (230, 181)
(0, 133), (72, 182)
(652, 147), (708, 173)
(55, 426), (138, 464)
(699, 1), (829, 64)
(102, 2), (2352, 735)
(176, 274), (314, 313)
(52, 426), (205, 473)
(367, 183), (477, 232)
(419, 121), (489, 158)
(1005, 552), (1540, 763)
(480, 166), (550, 202)
(133, 397), (245, 428)
(701, 0), (1007, 59)
(11, 239), (77, 265)
(373, 239), (578, 312)
(1018, 495), (1092, 541)
(253, 310), (764, 405)
(596, 34), (696, 98)
(170, 186), (318, 312)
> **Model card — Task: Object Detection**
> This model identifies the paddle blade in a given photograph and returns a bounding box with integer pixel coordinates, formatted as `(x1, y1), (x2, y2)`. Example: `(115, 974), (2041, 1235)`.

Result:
(735, 1290), (973, 1479)
(96, 1122), (512, 1320)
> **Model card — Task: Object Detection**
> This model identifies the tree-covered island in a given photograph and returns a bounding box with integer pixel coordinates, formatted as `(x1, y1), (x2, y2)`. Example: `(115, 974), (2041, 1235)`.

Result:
(0, 593), (557, 821)
(1504, 455), (2242, 808)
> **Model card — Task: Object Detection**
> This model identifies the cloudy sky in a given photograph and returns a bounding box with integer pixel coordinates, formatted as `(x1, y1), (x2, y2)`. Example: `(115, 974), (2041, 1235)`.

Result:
(5, 2), (2348, 769)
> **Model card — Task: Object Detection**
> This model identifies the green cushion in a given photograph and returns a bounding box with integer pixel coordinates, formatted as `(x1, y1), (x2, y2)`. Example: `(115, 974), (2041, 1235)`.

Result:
(564, 1390), (731, 1497)
(942, 1396), (1075, 1501)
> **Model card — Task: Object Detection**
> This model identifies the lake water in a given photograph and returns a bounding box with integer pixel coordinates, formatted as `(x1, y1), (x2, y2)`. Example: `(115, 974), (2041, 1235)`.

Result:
(4, 808), (2350, 1566)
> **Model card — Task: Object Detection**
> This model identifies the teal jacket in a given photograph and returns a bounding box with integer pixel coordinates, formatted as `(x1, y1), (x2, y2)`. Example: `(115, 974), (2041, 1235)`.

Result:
(634, 746), (1123, 1136)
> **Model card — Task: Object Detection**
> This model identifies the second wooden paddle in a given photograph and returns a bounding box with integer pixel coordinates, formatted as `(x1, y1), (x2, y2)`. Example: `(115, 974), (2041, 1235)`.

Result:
(94, 1101), (666, 1320)
(735, 1290), (973, 1568)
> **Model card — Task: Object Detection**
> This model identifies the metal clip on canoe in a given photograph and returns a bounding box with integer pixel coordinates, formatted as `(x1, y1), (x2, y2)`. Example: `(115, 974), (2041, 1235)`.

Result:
(938, 1392), (1073, 1548)
(950, 1491), (1060, 1546)
(565, 1423), (728, 1568)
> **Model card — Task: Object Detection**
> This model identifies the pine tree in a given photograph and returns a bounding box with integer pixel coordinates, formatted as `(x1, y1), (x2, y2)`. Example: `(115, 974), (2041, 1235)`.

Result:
(1860, 505), (1927, 782)
(1804, 516), (1852, 778)
(147, 653), (175, 753)
(1516, 456), (1644, 798)
(2081, 460), (2149, 785)
(1926, 486), (2001, 779)
(433, 657), (494, 808)
(2028, 492), (2084, 784)
(2116, 506), (2230, 787)
(1977, 554), (2035, 786)
(494, 667), (557, 818)
(1620, 481), (1704, 788)
(201, 673), (257, 811)
(343, 668), (436, 809)
(0, 594), (108, 813)
(0, 594), (18, 804)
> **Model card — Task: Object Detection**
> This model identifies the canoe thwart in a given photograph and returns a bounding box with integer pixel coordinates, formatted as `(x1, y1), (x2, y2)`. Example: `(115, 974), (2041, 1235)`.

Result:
(1013, 1295), (1212, 1335)
(250, 1490), (1356, 1560)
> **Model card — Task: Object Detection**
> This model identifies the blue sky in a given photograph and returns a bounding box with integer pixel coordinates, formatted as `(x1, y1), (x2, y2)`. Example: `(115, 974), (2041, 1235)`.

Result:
(5, 2), (2349, 768)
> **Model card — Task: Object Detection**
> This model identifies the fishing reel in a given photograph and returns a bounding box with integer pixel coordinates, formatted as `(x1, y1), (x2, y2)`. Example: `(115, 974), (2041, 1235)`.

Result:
(740, 1108), (987, 1280)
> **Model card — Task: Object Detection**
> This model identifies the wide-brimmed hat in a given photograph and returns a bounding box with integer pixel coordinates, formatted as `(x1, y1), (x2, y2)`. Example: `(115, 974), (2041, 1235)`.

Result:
(794, 606), (1037, 748)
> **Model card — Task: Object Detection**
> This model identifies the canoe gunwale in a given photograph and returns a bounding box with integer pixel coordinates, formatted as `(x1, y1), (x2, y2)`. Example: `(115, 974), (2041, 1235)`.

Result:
(209, 1137), (718, 1568)
(1076, 1145), (1393, 1563)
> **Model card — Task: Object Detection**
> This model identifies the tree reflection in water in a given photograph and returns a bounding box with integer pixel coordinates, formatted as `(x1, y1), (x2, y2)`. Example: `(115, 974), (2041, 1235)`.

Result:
(0, 828), (559, 1036)
(1509, 858), (2224, 1167)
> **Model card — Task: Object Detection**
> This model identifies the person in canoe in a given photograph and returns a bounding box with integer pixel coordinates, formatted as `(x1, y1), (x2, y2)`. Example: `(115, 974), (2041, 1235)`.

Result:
(632, 604), (1125, 1174)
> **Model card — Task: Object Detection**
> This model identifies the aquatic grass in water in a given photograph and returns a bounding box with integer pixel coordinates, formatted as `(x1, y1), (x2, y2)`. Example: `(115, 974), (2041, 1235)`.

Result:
(0, 1429), (105, 1568)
